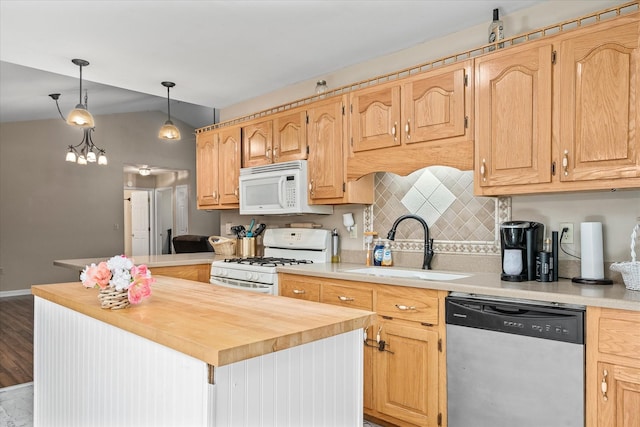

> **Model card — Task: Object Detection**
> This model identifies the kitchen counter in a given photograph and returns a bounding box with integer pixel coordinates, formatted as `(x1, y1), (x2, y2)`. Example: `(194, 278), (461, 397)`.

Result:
(277, 262), (640, 312)
(32, 276), (374, 426)
(54, 252), (220, 271)
(32, 276), (374, 366)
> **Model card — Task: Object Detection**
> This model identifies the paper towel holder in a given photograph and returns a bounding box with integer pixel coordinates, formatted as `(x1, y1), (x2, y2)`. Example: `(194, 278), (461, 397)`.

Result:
(571, 221), (613, 285)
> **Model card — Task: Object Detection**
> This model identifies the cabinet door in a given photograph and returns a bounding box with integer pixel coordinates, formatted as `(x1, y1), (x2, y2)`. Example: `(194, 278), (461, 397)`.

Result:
(375, 320), (439, 426)
(307, 97), (345, 200)
(273, 110), (307, 163)
(597, 362), (640, 427)
(218, 126), (241, 206)
(475, 43), (553, 187)
(242, 120), (273, 167)
(558, 20), (640, 182)
(196, 130), (219, 208)
(350, 83), (401, 152)
(403, 63), (467, 144)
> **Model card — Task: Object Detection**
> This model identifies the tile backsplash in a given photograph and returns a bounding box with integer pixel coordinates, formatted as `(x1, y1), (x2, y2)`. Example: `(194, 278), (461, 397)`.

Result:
(368, 166), (510, 255)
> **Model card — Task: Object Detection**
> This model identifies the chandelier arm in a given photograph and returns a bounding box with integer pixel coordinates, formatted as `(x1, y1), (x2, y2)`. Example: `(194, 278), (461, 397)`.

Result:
(86, 128), (106, 152)
(53, 98), (67, 121)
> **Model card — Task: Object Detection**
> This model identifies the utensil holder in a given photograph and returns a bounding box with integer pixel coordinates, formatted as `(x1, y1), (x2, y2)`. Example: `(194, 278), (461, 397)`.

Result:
(238, 237), (256, 258)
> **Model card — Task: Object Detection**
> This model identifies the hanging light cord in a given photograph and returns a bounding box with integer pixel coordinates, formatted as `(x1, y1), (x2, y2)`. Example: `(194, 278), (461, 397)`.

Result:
(166, 85), (172, 121)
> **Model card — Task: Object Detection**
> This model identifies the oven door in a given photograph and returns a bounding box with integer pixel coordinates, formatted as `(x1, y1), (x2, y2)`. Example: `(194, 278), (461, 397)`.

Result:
(209, 276), (274, 294)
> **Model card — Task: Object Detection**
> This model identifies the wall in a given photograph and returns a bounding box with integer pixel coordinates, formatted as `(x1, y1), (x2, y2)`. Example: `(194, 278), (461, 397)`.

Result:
(0, 111), (219, 294)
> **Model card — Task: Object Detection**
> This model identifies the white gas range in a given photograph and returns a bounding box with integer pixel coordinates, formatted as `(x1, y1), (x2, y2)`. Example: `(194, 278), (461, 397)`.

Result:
(209, 228), (331, 295)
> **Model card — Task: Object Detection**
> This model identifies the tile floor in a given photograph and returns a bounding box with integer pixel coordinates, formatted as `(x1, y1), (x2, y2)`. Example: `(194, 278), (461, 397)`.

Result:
(0, 383), (383, 427)
(0, 382), (33, 427)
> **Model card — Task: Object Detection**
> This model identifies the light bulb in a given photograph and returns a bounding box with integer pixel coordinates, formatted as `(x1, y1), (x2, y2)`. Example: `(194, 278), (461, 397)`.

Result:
(65, 150), (77, 162)
(77, 155), (87, 165)
(86, 151), (97, 162)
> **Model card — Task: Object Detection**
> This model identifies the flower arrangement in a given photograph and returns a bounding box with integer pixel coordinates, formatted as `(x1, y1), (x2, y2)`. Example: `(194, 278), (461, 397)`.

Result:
(81, 255), (155, 307)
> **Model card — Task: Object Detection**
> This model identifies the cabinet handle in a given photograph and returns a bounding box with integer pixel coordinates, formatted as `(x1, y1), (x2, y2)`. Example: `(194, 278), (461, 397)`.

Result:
(562, 150), (569, 176)
(395, 304), (416, 311)
(338, 295), (355, 302)
(391, 122), (397, 141)
(234, 187), (239, 197)
(405, 119), (411, 139)
(480, 159), (487, 182)
(308, 180), (314, 197)
(273, 147), (278, 159)
(266, 148), (271, 159)
(292, 289), (306, 294)
(212, 191), (218, 201)
(601, 369), (608, 401)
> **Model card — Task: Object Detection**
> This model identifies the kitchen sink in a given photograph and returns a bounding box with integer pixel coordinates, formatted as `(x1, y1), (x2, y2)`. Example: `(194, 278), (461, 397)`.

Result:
(343, 267), (468, 281)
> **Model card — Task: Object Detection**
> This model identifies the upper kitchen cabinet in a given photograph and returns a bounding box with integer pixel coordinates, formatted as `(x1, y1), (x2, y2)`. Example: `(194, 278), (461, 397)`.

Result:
(475, 12), (640, 196)
(241, 109), (307, 167)
(307, 95), (374, 204)
(557, 18), (640, 183)
(474, 41), (553, 190)
(196, 125), (241, 210)
(348, 61), (474, 180)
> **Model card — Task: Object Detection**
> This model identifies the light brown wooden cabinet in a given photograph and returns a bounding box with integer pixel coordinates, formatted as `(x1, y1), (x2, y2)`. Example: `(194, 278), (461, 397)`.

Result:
(278, 273), (445, 427)
(586, 306), (640, 427)
(153, 264), (211, 283)
(241, 110), (307, 167)
(196, 126), (241, 210)
(348, 61), (474, 179)
(475, 14), (640, 196)
(307, 95), (374, 205)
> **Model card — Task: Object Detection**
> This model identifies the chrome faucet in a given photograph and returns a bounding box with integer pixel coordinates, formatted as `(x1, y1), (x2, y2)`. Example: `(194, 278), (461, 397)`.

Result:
(386, 214), (434, 270)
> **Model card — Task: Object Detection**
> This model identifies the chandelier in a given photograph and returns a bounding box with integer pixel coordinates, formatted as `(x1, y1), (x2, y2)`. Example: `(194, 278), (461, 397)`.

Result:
(49, 90), (107, 166)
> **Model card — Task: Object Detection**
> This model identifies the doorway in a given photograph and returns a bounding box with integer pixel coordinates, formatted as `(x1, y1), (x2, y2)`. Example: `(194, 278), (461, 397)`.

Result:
(155, 187), (173, 254)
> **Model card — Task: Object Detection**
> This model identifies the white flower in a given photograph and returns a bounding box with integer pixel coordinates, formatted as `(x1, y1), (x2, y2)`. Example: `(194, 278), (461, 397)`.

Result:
(105, 255), (135, 290)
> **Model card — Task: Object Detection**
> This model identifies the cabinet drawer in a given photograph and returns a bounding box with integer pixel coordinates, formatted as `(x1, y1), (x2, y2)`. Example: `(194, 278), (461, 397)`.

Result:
(598, 309), (640, 360)
(376, 287), (439, 325)
(279, 278), (320, 302)
(322, 283), (373, 310)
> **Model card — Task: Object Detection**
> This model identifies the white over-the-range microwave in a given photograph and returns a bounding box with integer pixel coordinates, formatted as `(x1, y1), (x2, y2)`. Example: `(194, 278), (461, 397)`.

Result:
(239, 160), (333, 215)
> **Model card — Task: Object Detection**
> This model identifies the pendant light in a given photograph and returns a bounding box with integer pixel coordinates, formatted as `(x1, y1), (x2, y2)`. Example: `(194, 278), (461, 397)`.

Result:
(66, 59), (95, 128)
(158, 81), (181, 141)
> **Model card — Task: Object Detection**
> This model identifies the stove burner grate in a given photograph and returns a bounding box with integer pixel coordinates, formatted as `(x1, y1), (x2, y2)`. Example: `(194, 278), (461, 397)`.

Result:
(223, 257), (314, 267)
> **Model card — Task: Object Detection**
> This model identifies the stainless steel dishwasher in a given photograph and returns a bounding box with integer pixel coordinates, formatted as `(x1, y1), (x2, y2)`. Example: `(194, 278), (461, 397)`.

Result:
(445, 293), (585, 427)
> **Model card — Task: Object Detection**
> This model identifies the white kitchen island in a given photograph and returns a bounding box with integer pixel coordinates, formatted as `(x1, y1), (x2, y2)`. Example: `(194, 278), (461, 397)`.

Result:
(32, 277), (374, 427)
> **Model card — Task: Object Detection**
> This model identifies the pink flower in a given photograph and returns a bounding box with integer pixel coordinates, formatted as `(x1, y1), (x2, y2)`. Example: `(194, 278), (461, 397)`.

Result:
(127, 265), (154, 304)
(82, 262), (112, 289)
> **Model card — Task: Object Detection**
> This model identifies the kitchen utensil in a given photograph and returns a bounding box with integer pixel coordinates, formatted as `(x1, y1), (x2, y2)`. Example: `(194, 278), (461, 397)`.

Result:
(253, 223), (266, 237)
(246, 219), (256, 237)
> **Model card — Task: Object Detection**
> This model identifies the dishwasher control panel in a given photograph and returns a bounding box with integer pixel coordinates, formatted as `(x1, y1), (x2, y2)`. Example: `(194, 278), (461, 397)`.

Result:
(446, 295), (584, 344)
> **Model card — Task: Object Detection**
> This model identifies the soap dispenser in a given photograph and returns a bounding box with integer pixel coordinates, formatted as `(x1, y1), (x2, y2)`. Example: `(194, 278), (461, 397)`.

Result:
(381, 240), (393, 266)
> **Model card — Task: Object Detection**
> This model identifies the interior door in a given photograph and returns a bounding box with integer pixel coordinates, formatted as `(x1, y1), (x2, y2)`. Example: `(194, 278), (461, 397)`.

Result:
(131, 190), (150, 256)
(155, 188), (173, 255)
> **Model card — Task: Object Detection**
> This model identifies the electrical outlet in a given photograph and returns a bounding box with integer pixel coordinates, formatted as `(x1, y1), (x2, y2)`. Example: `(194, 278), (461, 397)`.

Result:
(349, 224), (358, 239)
(560, 222), (574, 244)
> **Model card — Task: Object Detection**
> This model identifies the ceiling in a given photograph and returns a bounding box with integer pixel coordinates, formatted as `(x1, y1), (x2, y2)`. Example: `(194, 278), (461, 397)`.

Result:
(0, 1), (544, 128)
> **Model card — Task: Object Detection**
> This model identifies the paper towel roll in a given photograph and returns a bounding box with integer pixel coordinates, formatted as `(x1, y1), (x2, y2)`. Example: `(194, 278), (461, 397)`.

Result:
(581, 222), (604, 279)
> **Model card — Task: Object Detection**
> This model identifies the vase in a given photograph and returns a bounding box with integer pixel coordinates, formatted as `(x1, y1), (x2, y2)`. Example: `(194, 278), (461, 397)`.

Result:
(98, 286), (130, 310)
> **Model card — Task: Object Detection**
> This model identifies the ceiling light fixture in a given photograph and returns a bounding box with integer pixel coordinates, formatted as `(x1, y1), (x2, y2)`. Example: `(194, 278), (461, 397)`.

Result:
(139, 167), (151, 176)
(49, 92), (108, 166)
(158, 81), (181, 141)
(66, 59), (95, 128)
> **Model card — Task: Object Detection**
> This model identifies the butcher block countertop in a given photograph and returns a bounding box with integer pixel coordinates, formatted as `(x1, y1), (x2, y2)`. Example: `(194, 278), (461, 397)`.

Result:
(54, 253), (220, 271)
(31, 277), (375, 367)
(277, 263), (640, 312)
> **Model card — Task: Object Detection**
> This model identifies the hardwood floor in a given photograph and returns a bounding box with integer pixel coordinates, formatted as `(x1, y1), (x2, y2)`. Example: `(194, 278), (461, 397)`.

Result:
(0, 295), (33, 387)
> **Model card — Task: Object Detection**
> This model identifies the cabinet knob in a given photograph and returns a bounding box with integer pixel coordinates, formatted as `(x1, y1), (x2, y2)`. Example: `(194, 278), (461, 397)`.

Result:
(395, 304), (416, 311)
(266, 147), (271, 159)
(292, 289), (306, 294)
(273, 147), (279, 159)
(212, 191), (218, 201)
(338, 295), (355, 302)
(234, 187), (239, 197)
(562, 150), (569, 176)
(405, 119), (411, 139)
(391, 122), (397, 141)
(308, 180), (315, 196)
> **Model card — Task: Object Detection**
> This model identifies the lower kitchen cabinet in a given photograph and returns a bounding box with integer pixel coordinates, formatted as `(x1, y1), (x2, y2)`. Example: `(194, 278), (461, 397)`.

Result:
(279, 273), (446, 427)
(586, 307), (640, 427)
(152, 264), (211, 283)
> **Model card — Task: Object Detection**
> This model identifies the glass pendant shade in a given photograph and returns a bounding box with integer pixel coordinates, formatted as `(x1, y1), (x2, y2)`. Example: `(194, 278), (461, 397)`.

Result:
(66, 104), (95, 127)
(158, 120), (181, 140)
(86, 151), (97, 163)
(77, 155), (88, 165)
(98, 152), (108, 165)
(66, 149), (77, 163)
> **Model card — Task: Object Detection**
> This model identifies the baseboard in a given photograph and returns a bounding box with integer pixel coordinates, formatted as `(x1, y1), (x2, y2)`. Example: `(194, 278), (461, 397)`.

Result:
(0, 289), (32, 298)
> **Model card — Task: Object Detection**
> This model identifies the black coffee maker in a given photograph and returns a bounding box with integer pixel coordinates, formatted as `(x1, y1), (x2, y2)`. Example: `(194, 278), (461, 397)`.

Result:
(500, 221), (544, 281)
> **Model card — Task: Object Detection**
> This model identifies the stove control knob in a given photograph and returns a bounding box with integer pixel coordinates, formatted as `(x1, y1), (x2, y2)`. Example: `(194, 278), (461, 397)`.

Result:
(212, 267), (221, 276)
(246, 272), (256, 281)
